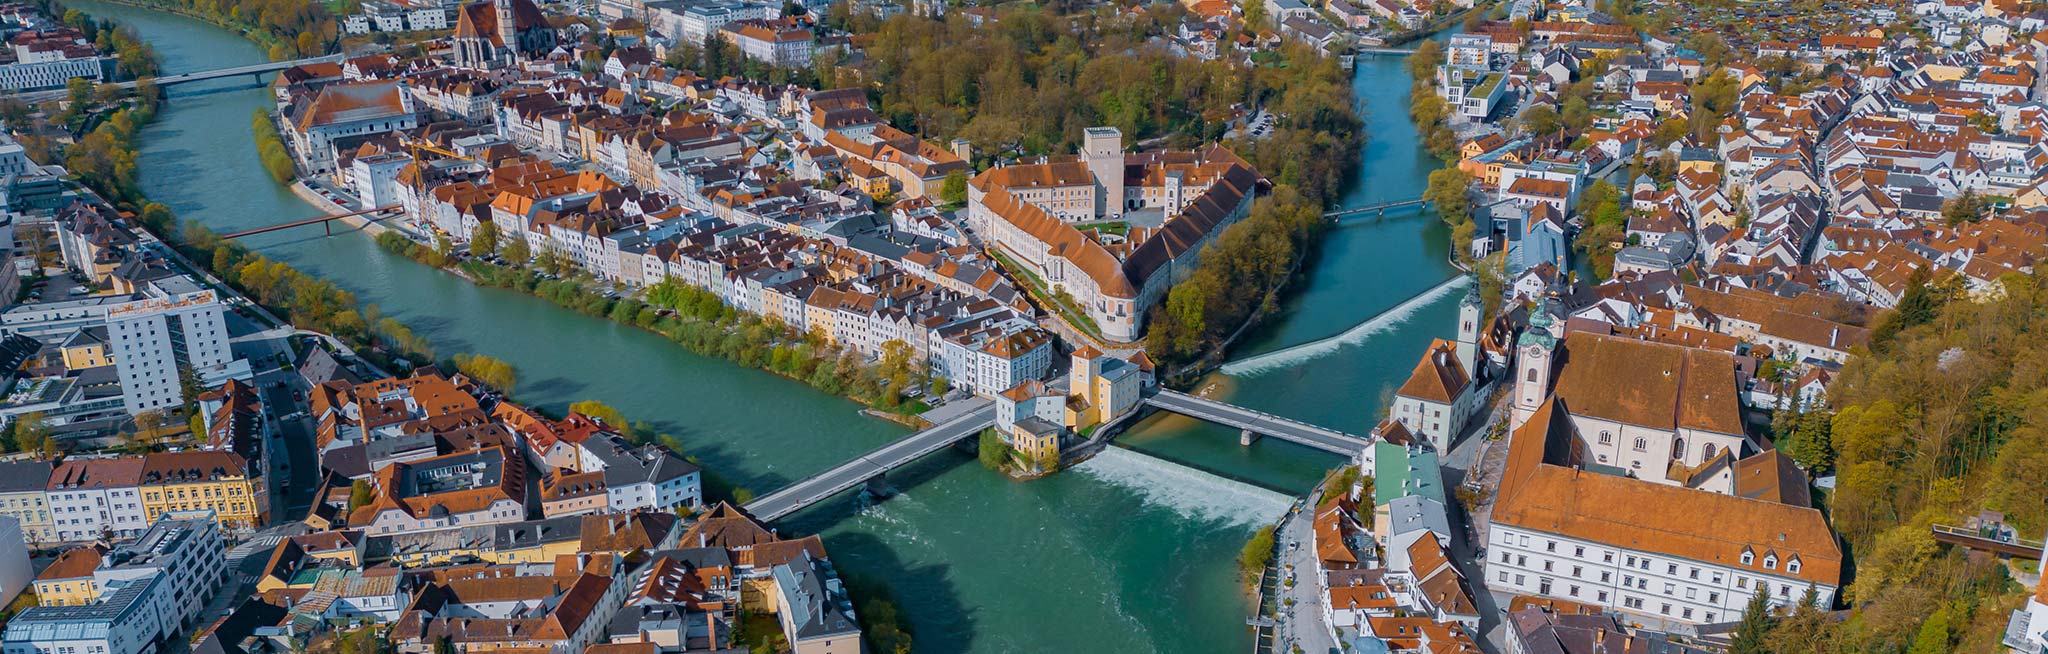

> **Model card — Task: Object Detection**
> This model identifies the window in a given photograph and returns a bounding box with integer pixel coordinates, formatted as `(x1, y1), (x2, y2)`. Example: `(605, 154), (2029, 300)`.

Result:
(1672, 438), (1686, 458)
(1599, 430), (1613, 444)
(1634, 437), (1648, 452)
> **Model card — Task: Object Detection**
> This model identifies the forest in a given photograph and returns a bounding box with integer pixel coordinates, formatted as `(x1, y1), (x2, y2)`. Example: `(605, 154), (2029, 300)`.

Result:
(837, 5), (1363, 204)
(1748, 268), (2048, 654)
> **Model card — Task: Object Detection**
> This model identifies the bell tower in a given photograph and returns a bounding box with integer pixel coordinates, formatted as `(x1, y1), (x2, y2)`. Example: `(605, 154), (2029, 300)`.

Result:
(1510, 303), (1559, 432)
(496, 0), (520, 61)
(1455, 283), (1481, 379)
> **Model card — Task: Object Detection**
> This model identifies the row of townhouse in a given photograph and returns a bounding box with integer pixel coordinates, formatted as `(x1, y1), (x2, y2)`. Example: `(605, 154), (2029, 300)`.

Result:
(0, 451), (264, 545)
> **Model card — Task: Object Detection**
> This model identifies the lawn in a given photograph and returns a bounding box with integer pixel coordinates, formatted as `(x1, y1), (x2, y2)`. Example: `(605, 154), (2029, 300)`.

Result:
(987, 248), (1104, 339)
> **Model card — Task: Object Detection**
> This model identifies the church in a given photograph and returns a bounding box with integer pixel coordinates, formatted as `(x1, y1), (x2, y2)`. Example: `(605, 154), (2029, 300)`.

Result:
(451, 0), (556, 69)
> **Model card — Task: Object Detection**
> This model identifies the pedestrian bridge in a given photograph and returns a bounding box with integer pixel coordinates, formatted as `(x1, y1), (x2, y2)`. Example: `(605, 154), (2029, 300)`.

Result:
(1144, 389), (1370, 456)
(1326, 197), (1430, 220)
(745, 388), (1368, 521)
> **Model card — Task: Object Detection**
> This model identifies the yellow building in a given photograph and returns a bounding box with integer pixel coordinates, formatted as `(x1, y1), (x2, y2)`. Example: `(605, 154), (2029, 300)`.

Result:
(139, 451), (265, 529)
(32, 546), (104, 607)
(1066, 346), (1145, 429)
(57, 327), (110, 370)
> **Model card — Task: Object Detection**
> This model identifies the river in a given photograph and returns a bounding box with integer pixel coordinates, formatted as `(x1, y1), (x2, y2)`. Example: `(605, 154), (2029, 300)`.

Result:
(67, 2), (1459, 649)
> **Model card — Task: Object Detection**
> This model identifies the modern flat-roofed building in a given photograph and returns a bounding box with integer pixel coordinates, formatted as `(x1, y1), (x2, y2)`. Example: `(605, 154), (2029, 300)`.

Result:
(105, 283), (237, 415)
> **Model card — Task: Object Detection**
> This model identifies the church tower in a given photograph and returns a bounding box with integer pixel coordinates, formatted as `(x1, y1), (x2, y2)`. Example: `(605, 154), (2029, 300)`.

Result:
(1509, 301), (1560, 432)
(1455, 283), (1481, 381)
(495, 0), (520, 62)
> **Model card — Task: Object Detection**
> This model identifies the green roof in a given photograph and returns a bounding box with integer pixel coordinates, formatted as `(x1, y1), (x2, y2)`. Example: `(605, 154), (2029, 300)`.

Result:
(1372, 441), (1445, 506)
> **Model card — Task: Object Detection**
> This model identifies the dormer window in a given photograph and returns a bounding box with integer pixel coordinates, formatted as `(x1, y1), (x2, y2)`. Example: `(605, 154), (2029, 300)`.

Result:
(1787, 558), (1801, 574)
(1763, 555), (1778, 570)
(1740, 550), (1755, 566)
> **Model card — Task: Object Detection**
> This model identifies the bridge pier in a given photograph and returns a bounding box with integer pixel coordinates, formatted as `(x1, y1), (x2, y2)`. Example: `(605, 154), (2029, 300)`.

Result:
(1240, 428), (1260, 446)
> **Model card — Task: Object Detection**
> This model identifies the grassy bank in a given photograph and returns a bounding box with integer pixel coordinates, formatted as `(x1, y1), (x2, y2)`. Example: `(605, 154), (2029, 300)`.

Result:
(371, 232), (932, 417)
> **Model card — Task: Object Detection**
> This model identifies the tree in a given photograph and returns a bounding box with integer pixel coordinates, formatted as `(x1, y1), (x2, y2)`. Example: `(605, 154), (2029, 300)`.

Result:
(1906, 607), (1951, 654)
(1767, 586), (1835, 654)
(349, 479), (375, 512)
(1238, 525), (1275, 583)
(1424, 168), (1474, 227)
(17, 413), (58, 458)
(470, 221), (500, 257)
(179, 366), (204, 415)
(502, 237), (531, 265)
(1942, 189), (1985, 225)
(1520, 104), (1561, 138)
(570, 400), (629, 433)
(451, 353), (518, 391)
(1730, 591), (1776, 654)
(939, 170), (968, 206)
(1562, 96), (1592, 131)
(976, 428), (1013, 471)
(1241, 0), (1267, 29)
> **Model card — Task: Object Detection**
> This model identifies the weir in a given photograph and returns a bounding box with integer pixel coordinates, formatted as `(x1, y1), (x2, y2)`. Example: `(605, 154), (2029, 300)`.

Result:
(1220, 275), (1472, 376)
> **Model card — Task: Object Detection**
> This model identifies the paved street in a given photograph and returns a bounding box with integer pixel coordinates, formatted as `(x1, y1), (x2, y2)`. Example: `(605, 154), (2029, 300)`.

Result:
(1441, 391), (1513, 652)
(1274, 493), (1340, 654)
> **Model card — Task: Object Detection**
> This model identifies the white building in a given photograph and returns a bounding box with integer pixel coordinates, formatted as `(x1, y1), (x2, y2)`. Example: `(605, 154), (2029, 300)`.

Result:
(0, 516), (29, 609)
(1487, 398), (1841, 626)
(928, 318), (1054, 397)
(47, 457), (148, 541)
(284, 79), (418, 175)
(1, 511), (226, 654)
(1388, 294), (1484, 450)
(105, 285), (236, 415)
(0, 57), (106, 92)
(580, 434), (702, 513)
(91, 509), (228, 626)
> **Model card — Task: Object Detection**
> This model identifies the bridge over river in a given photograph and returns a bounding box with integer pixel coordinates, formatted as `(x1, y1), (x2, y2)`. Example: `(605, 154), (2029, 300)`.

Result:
(13, 54), (345, 103)
(745, 388), (1369, 522)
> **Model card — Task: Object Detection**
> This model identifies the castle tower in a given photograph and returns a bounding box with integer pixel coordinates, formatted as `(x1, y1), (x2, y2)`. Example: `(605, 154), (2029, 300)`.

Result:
(1069, 345), (1103, 404)
(1082, 126), (1124, 219)
(495, 0), (520, 62)
(1509, 303), (1559, 432)
(1456, 284), (1481, 380)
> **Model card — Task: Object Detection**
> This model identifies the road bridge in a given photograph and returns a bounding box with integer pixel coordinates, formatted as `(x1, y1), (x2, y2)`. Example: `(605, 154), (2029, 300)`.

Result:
(1326, 197), (1429, 220)
(219, 205), (398, 239)
(14, 54), (346, 103)
(746, 386), (1368, 522)
(744, 405), (996, 522)
(1355, 47), (1421, 55)
(1144, 389), (1369, 456)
